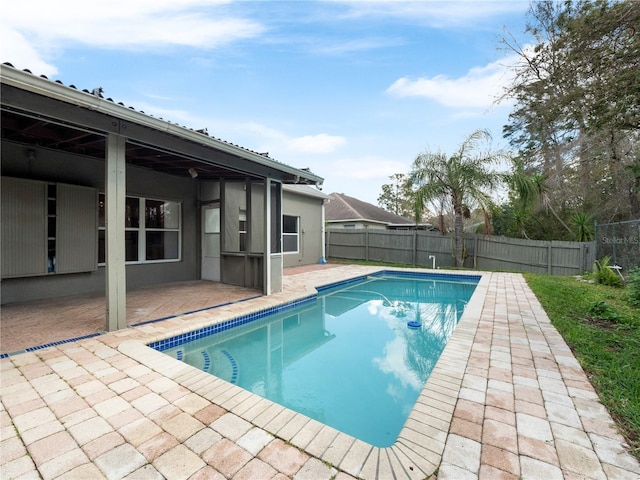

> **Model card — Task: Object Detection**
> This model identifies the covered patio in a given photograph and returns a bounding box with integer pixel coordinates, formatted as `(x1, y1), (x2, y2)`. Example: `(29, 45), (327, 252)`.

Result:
(1, 63), (323, 336)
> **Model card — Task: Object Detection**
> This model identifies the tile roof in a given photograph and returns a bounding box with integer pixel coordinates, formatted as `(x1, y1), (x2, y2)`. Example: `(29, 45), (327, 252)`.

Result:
(325, 192), (414, 225)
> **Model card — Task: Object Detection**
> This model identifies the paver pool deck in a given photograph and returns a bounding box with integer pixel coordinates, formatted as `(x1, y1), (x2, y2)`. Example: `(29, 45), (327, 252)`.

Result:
(1, 265), (638, 479)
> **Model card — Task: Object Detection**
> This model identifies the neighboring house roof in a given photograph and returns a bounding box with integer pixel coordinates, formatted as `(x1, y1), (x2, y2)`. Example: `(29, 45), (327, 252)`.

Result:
(325, 192), (414, 226)
(1, 63), (323, 186)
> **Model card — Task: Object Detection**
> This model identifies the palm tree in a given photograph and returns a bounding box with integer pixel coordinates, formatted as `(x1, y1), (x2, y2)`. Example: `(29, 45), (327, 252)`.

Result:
(571, 212), (594, 242)
(506, 158), (572, 237)
(409, 129), (507, 267)
(530, 173), (572, 235)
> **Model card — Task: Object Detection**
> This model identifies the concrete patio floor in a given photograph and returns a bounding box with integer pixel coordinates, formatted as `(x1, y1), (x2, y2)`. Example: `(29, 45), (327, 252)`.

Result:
(1, 265), (638, 479)
(0, 281), (264, 355)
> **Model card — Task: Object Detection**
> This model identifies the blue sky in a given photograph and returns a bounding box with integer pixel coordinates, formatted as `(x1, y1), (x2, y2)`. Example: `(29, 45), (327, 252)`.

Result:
(2, 0), (531, 205)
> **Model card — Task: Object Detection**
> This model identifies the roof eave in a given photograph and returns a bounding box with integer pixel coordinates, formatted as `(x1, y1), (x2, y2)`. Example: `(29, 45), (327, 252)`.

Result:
(0, 65), (323, 186)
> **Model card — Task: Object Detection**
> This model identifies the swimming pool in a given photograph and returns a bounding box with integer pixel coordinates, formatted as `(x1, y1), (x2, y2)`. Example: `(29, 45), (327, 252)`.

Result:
(152, 271), (479, 447)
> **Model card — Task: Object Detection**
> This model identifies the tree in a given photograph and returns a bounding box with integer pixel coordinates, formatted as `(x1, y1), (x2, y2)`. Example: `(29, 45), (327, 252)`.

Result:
(377, 174), (415, 218)
(507, 158), (573, 236)
(500, 0), (640, 223)
(571, 212), (594, 241)
(409, 129), (507, 267)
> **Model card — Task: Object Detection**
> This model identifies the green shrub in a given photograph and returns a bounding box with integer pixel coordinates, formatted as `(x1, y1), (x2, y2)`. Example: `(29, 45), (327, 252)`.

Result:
(627, 267), (640, 307)
(588, 300), (620, 322)
(593, 256), (624, 287)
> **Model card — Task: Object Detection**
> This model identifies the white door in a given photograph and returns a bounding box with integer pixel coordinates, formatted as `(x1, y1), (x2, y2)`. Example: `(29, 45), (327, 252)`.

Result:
(202, 204), (220, 281)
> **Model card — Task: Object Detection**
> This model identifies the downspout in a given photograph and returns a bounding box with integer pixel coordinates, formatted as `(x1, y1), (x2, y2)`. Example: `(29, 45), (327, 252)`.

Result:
(320, 198), (327, 264)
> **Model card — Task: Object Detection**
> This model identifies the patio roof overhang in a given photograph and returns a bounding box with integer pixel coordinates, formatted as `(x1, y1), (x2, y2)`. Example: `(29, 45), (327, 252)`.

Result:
(0, 63), (324, 186)
(1, 63), (324, 330)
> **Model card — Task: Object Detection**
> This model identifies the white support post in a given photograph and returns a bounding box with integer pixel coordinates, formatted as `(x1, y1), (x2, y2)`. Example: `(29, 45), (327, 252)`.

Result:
(105, 133), (127, 331)
(264, 177), (272, 295)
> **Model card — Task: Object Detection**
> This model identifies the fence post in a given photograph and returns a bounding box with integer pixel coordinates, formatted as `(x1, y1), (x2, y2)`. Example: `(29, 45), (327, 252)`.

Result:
(365, 229), (369, 261)
(473, 235), (478, 269)
(413, 230), (417, 265)
(612, 223), (617, 263)
(548, 243), (553, 275)
(594, 220), (598, 260)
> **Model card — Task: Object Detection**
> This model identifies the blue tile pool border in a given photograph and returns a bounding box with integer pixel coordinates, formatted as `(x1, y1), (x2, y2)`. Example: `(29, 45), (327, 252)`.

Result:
(316, 269), (480, 294)
(130, 294), (264, 327)
(1, 331), (106, 358)
(1, 295), (264, 357)
(148, 295), (318, 352)
(375, 269), (480, 283)
(149, 270), (481, 353)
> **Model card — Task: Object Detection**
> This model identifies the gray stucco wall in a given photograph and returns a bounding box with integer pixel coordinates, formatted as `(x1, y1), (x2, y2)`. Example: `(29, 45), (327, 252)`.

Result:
(282, 191), (324, 267)
(326, 221), (388, 230)
(1, 141), (199, 303)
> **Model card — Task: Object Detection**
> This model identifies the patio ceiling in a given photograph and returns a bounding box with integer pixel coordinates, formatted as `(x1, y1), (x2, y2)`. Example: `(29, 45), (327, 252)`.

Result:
(1, 64), (323, 185)
(1, 108), (262, 181)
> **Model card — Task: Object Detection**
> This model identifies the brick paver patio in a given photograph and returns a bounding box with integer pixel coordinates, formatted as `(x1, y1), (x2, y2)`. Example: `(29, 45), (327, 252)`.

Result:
(0, 281), (263, 354)
(1, 265), (638, 479)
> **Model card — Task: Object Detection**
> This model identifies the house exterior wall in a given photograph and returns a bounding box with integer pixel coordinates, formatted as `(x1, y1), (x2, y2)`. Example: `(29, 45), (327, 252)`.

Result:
(282, 191), (324, 267)
(1, 146), (321, 304)
(1, 141), (199, 304)
(326, 220), (388, 230)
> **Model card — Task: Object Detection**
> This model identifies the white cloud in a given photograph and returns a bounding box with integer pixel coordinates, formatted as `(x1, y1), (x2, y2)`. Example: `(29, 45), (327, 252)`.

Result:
(386, 57), (516, 109)
(242, 122), (290, 143)
(312, 37), (405, 55)
(333, 0), (528, 27)
(2, 0), (264, 61)
(286, 134), (347, 154)
(372, 307), (425, 389)
(329, 155), (407, 180)
(0, 26), (58, 76)
(140, 112), (344, 157)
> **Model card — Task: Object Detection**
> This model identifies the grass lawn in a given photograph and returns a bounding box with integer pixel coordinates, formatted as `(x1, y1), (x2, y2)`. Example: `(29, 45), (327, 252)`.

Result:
(524, 273), (640, 459)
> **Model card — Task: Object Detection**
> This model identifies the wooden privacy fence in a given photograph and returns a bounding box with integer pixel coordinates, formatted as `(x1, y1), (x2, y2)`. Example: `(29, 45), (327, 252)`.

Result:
(325, 229), (596, 276)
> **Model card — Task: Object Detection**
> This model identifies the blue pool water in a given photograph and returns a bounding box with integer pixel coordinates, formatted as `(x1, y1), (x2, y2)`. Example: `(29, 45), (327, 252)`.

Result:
(155, 272), (478, 447)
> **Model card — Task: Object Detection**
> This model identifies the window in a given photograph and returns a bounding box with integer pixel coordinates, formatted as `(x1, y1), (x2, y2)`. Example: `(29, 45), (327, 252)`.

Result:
(282, 215), (299, 253)
(239, 209), (247, 252)
(204, 207), (220, 234)
(98, 194), (181, 264)
(145, 199), (180, 260)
